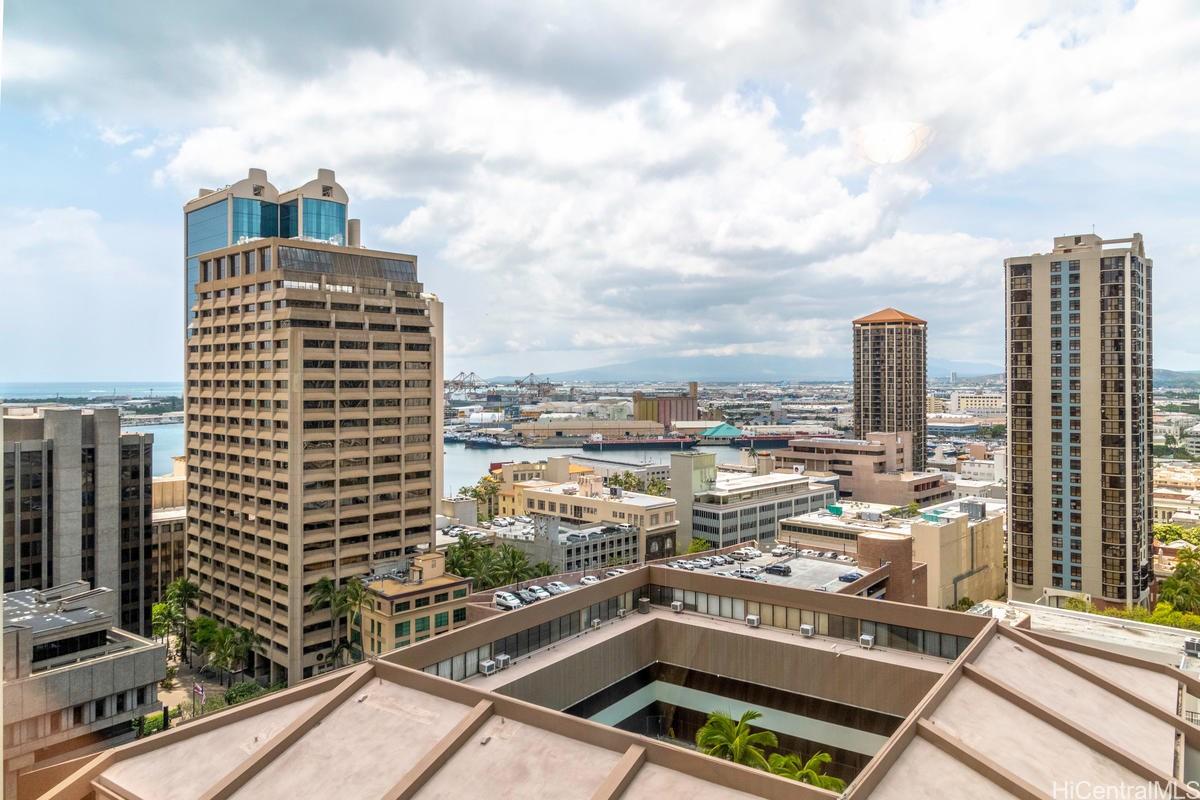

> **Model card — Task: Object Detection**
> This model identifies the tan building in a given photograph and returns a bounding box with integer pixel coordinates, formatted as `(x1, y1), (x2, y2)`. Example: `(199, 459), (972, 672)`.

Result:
(925, 395), (946, 413)
(148, 505), (186, 600)
(354, 552), (472, 656)
(772, 432), (951, 507)
(779, 497), (1006, 609)
(493, 458), (593, 517)
(632, 381), (699, 426)
(1006, 233), (1152, 608)
(150, 455), (187, 509)
(853, 308), (927, 469)
(948, 391), (1005, 414)
(183, 169), (444, 683)
(521, 474), (678, 561)
(512, 418), (663, 440)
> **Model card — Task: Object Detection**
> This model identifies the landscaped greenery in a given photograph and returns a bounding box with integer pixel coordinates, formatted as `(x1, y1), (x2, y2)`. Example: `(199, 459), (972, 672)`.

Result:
(1064, 546), (1200, 631)
(1155, 522), (1200, 548)
(695, 709), (845, 791)
(885, 501), (921, 519)
(444, 537), (548, 590)
(687, 538), (713, 554)
(608, 470), (669, 496)
(459, 474), (501, 520)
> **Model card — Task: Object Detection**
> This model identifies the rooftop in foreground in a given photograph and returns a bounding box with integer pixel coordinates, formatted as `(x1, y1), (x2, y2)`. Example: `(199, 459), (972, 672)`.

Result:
(28, 563), (1200, 800)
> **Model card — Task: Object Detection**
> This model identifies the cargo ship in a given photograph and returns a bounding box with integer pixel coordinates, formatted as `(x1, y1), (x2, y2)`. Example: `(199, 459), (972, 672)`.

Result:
(581, 436), (697, 451)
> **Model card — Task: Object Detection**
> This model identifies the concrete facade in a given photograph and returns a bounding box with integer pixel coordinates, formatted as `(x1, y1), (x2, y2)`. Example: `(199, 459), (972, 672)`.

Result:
(3, 582), (164, 798)
(1, 406), (153, 634)
(853, 309), (927, 470)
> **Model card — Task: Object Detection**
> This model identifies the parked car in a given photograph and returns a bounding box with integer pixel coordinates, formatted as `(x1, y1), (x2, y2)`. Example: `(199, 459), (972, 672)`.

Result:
(580, 575), (600, 586)
(604, 568), (629, 578)
(528, 585), (551, 600)
(516, 589), (538, 603)
(742, 565), (762, 576)
(770, 546), (789, 557)
(547, 581), (571, 594)
(693, 558), (713, 569)
(821, 551), (837, 559)
(836, 554), (854, 563)
(494, 592), (522, 611)
(765, 563), (792, 576)
(800, 549), (816, 557)
(838, 571), (864, 583)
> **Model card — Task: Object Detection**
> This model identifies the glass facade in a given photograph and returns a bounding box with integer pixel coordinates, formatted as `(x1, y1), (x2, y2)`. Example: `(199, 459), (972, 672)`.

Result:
(280, 200), (299, 238)
(277, 246), (417, 282)
(232, 198), (279, 241)
(302, 198), (347, 243)
(185, 200), (229, 333)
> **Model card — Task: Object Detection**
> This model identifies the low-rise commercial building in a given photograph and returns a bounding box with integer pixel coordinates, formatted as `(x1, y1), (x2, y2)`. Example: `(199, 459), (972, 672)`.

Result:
(670, 452), (836, 549)
(521, 475), (678, 562)
(772, 432), (951, 507)
(3, 582), (165, 797)
(779, 496), (1006, 609)
(354, 552), (472, 657)
(497, 518), (642, 573)
(948, 391), (1005, 414)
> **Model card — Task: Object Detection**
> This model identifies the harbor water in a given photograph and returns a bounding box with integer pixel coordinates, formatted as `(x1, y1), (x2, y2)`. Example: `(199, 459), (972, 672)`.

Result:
(129, 423), (750, 488)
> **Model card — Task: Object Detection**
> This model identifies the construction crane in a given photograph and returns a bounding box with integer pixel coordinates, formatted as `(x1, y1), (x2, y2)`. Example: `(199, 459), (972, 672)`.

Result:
(514, 372), (560, 398)
(446, 371), (487, 391)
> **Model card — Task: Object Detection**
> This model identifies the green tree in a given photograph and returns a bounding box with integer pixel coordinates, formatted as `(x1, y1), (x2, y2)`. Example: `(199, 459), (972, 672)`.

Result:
(340, 579), (370, 661)
(531, 561), (556, 578)
(644, 477), (669, 497)
(1160, 550), (1200, 614)
(694, 709), (777, 771)
(461, 474), (502, 520)
(472, 547), (501, 590)
(493, 544), (532, 587)
(189, 616), (220, 665)
(608, 471), (644, 492)
(687, 538), (713, 555)
(151, 601), (182, 647)
(224, 680), (266, 706)
(165, 578), (200, 664)
(766, 752), (845, 792)
(229, 626), (263, 679)
(206, 626), (236, 686)
(308, 577), (346, 670)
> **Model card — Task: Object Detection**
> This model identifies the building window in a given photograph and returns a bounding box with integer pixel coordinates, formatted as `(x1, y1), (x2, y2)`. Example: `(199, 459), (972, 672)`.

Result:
(395, 621), (410, 638)
(453, 607), (467, 623)
(415, 617), (430, 633)
(435, 612), (449, 628)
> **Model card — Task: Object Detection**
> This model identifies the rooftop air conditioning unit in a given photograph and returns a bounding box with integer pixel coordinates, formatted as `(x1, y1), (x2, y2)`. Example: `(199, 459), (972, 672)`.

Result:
(617, 608), (628, 619)
(479, 659), (498, 676)
(592, 618), (603, 629)
(494, 653), (511, 670)
(746, 614), (760, 628)
(799, 623), (815, 638)
(1186, 638), (1200, 658)
(670, 601), (684, 613)
(859, 634), (875, 650)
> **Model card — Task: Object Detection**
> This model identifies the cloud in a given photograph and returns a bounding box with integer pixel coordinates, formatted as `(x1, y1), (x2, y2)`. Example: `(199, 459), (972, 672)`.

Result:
(0, 207), (180, 381)
(3, 1), (1200, 376)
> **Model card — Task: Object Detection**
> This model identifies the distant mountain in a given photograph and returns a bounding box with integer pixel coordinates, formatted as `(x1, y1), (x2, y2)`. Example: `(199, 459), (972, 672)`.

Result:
(489, 354), (1002, 384)
(1155, 369), (1200, 388)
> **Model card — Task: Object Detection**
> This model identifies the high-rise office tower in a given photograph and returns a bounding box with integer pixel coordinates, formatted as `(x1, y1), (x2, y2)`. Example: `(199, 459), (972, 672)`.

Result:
(852, 308), (928, 470)
(1, 406), (154, 633)
(1005, 234), (1152, 608)
(183, 169), (443, 683)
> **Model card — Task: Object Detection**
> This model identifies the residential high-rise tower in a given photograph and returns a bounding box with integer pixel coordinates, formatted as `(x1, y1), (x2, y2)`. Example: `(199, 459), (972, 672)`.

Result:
(1005, 233), (1152, 608)
(183, 169), (443, 683)
(852, 308), (928, 470)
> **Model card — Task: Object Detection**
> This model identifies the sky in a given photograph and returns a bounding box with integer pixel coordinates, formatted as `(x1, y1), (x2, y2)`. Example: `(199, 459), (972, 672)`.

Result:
(1, 0), (1199, 381)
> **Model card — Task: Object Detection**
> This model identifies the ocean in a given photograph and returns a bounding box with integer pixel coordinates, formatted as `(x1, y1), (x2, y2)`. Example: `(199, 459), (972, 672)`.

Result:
(121, 422), (748, 484)
(1, 381), (183, 400)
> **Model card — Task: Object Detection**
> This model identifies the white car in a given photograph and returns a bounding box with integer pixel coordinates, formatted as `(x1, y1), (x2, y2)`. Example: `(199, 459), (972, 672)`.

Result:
(836, 554), (854, 563)
(494, 592), (522, 611)
(580, 575), (600, 585)
(547, 581), (571, 593)
(528, 585), (551, 600)
(604, 568), (629, 578)
(770, 546), (789, 557)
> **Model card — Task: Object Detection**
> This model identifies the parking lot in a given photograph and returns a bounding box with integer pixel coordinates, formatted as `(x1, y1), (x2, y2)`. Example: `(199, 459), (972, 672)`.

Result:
(666, 546), (864, 592)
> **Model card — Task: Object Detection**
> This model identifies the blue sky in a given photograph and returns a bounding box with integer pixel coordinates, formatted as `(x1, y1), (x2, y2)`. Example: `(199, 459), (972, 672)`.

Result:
(2, 1), (1199, 381)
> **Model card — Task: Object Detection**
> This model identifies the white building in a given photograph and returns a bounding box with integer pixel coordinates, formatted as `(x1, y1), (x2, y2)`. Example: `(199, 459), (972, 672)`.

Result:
(949, 391), (1006, 414)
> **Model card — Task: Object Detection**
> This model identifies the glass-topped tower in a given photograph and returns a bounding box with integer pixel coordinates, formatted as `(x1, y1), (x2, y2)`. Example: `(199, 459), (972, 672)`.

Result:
(183, 168), (349, 335)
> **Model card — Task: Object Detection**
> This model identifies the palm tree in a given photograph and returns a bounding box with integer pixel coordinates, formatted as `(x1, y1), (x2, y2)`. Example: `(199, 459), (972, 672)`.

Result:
(165, 578), (200, 664)
(308, 577), (346, 670)
(445, 543), (473, 578)
(472, 547), (500, 590)
(531, 561), (556, 578)
(189, 615), (220, 667)
(206, 626), (236, 687)
(493, 544), (532, 587)
(695, 709), (777, 771)
(340, 579), (370, 661)
(229, 626), (263, 680)
(767, 752), (845, 791)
